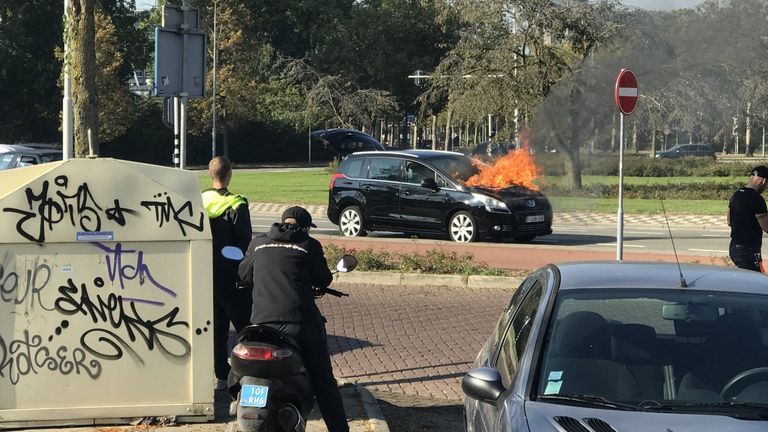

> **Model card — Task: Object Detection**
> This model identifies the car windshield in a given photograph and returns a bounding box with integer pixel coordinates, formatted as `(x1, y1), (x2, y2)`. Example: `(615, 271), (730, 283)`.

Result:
(536, 289), (768, 411)
(427, 154), (479, 183)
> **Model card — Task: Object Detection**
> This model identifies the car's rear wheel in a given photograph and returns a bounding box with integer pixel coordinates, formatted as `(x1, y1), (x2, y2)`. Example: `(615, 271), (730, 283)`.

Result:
(339, 206), (366, 237)
(449, 211), (477, 243)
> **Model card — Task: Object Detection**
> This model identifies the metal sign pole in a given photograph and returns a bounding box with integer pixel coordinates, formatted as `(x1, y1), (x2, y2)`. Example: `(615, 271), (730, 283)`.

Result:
(180, 95), (188, 169)
(617, 113), (625, 261)
(173, 97), (180, 168)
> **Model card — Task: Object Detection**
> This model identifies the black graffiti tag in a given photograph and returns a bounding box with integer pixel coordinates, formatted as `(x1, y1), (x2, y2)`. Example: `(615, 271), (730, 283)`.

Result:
(54, 278), (191, 363)
(140, 193), (204, 236)
(0, 260), (54, 314)
(1, 175), (136, 243)
(0, 330), (101, 385)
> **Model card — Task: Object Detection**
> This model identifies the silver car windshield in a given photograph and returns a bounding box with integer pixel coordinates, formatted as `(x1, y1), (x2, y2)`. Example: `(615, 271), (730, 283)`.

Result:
(537, 289), (768, 409)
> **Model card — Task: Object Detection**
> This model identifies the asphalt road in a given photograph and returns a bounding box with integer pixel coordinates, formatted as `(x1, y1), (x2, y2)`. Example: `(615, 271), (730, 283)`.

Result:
(249, 214), (730, 259)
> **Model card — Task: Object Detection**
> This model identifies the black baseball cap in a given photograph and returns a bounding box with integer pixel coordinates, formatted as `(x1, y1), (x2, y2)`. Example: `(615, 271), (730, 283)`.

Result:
(281, 206), (317, 228)
(751, 166), (768, 178)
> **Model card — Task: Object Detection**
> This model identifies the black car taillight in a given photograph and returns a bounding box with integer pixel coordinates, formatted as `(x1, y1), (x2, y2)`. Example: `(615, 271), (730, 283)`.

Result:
(329, 173), (346, 190)
(232, 343), (293, 360)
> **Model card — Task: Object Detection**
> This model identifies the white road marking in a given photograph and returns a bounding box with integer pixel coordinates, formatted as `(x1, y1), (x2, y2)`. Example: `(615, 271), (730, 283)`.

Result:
(688, 248), (728, 253)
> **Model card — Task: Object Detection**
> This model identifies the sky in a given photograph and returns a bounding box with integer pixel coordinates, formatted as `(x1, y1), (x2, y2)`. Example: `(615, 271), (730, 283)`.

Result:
(136, 1), (704, 12)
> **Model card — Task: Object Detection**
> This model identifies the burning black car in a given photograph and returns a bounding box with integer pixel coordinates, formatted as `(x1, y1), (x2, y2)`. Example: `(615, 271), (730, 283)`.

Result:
(327, 150), (552, 242)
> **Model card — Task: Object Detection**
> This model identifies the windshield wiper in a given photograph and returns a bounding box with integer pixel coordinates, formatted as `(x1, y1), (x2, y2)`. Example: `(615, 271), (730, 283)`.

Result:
(639, 401), (768, 419)
(538, 394), (636, 411)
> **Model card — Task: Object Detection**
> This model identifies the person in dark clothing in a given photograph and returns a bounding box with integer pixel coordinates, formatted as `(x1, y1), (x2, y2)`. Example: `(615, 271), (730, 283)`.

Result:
(202, 156), (253, 390)
(728, 165), (768, 271)
(238, 206), (349, 432)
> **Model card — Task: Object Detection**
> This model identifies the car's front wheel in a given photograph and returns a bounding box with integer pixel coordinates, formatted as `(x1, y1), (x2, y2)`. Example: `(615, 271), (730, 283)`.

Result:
(448, 211), (477, 243)
(339, 206), (366, 237)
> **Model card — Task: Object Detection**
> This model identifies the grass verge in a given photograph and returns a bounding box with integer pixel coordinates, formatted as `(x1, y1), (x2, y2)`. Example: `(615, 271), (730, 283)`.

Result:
(202, 170), (733, 215)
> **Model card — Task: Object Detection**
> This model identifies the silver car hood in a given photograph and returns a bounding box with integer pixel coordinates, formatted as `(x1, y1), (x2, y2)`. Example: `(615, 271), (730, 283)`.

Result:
(524, 401), (768, 431)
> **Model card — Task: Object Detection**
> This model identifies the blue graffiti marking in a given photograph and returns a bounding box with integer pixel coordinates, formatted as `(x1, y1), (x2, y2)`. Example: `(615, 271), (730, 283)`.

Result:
(92, 242), (176, 298)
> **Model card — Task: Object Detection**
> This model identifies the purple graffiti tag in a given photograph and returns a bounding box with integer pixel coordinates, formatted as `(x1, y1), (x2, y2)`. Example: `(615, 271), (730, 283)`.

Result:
(92, 242), (176, 298)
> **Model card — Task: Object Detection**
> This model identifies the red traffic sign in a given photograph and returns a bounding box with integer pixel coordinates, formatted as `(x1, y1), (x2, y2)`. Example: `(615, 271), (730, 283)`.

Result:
(614, 68), (638, 115)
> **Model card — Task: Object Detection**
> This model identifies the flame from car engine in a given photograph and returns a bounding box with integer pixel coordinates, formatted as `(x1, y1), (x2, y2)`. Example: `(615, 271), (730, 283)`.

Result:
(465, 139), (541, 191)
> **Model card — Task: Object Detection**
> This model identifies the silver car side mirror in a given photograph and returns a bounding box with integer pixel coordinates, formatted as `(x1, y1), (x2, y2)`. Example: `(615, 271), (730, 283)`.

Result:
(462, 367), (506, 405)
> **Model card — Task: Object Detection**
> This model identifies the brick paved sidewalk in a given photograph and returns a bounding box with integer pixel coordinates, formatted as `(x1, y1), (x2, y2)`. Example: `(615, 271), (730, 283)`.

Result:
(248, 202), (728, 228)
(318, 282), (512, 401)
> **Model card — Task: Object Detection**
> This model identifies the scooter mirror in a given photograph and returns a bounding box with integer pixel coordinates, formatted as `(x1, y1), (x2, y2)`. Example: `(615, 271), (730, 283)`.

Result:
(222, 246), (245, 261)
(336, 255), (358, 273)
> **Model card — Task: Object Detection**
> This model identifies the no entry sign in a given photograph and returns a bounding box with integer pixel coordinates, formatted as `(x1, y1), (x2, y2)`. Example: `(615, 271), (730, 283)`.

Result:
(614, 68), (638, 115)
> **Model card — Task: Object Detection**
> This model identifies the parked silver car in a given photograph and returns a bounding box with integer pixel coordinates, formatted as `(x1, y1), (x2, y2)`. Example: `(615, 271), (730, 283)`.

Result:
(463, 262), (768, 431)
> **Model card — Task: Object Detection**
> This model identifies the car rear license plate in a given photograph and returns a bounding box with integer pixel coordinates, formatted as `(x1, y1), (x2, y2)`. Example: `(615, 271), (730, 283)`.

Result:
(525, 214), (545, 223)
(240, 384), (269, 408)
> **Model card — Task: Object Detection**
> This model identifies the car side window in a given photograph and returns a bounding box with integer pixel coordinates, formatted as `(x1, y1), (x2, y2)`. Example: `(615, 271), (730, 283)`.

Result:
(0, 153), (15, 170)
(19, 155), (37, 166)
(339, 158), (365, 178)
(404, 161), (434, 185)
(368, 157), (402, 182)
(436, 175), (449, 188)
(496, 280), (544, 388)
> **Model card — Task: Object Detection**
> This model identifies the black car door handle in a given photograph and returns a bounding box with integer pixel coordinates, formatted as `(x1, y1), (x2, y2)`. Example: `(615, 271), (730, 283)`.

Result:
(401, 190), (410, 196)
(362, 185), (371, 192)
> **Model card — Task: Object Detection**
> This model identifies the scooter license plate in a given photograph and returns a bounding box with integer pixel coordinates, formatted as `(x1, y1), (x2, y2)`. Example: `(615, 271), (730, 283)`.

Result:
(240, 384), (269, 408)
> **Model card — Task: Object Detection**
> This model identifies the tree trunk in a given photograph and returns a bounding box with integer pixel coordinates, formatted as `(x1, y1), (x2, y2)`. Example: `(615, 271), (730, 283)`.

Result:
(746, 102), (753, 156)
(610, 112), (617, 152)
(431, 115), (437, 150)
(566, 88), (583, 190)
(222, 124), (229, 159)
(446, 110), (453, 151)
(69, 0), (99, 157)
(650, 128), (657, 158)
(632, 120), (638, 153)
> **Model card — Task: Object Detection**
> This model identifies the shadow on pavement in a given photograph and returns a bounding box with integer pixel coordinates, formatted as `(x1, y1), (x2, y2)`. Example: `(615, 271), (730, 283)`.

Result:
(327, 333), (376, 355)
(371, 391), (464, 432)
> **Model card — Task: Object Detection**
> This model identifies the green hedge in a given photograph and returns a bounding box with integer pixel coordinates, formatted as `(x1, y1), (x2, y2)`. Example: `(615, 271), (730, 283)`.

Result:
(534, 153), (758, 177)
(542, 181), (741, 200)
(323, 244), (509, 276)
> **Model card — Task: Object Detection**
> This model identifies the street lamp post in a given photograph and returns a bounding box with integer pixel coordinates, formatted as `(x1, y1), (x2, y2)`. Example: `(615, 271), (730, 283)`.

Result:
(211, 0), (218, 159)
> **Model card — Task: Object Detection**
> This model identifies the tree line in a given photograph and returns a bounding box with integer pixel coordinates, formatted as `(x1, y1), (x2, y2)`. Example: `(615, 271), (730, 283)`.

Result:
(1, 0), (767, 187)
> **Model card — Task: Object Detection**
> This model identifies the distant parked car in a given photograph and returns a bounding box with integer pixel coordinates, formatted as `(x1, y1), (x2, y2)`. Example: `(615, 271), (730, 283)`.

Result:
(655, 143), (716, 159)
(0, 145), (62, 170)
(311, 128), (385, 158)
(463, 261), (768, 432)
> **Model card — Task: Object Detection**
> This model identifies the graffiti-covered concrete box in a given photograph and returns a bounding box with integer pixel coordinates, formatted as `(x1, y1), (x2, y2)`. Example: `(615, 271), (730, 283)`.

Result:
(0, 159), (214, 428)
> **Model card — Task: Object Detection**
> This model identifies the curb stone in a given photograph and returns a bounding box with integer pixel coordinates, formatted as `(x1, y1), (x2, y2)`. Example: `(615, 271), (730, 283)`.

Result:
(335, 271), (524, 289)
(355, 385), (390, 432)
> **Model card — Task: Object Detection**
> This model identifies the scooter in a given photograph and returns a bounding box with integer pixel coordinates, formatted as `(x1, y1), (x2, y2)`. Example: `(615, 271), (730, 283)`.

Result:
(221, 246), (357, 432)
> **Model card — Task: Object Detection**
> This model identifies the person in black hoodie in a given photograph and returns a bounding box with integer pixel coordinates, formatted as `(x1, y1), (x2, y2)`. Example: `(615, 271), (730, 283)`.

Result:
(238, 206), (349, 432)
(202, 157), (253, 391)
